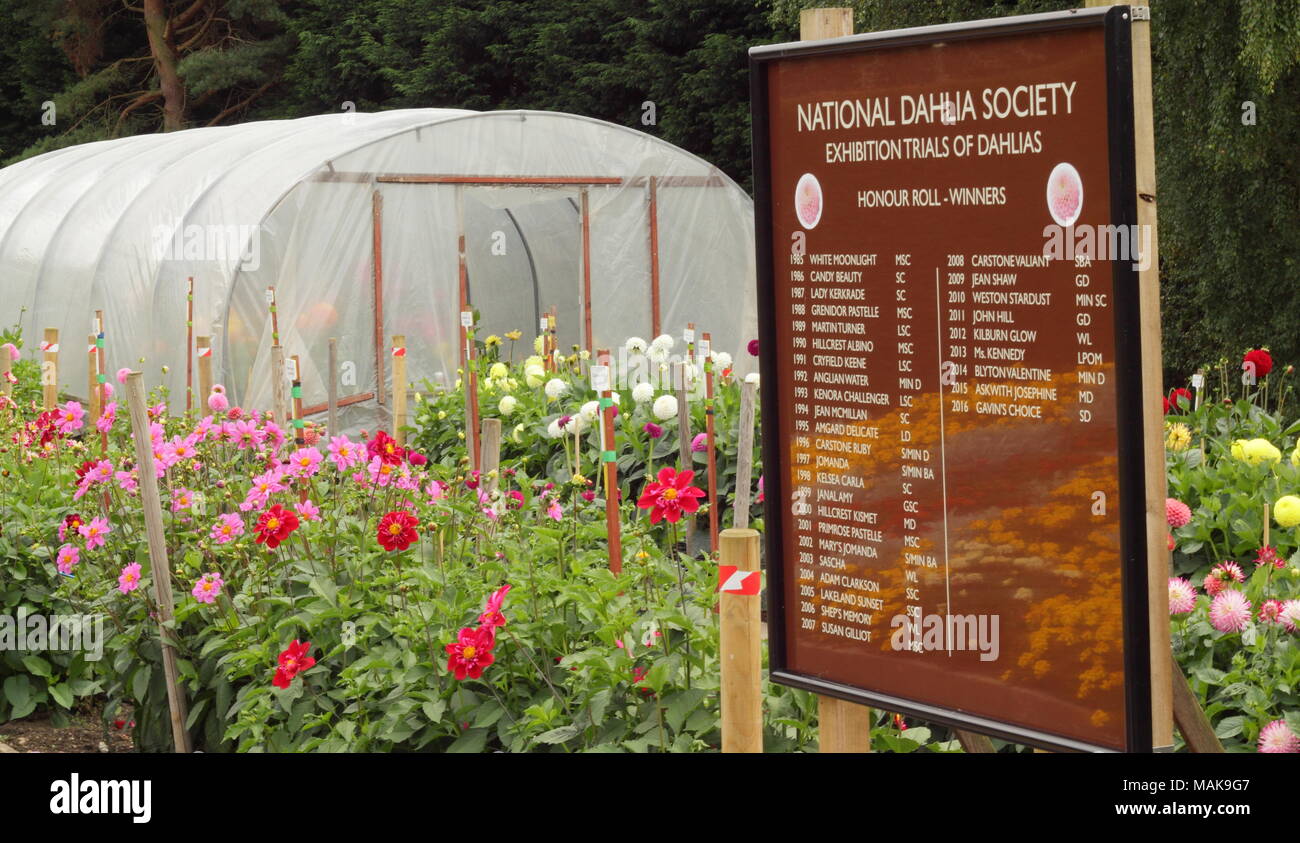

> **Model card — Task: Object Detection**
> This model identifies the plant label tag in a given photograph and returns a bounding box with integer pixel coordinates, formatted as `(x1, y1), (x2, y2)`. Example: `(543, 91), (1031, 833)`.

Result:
(699, 338), (711, 358)
(286, 358), (298, 381)
(461, 311), (473, 328)
(265, 288), (275, 304)
(683, 328), (695, 344)
(590, 365), (610, 391)
(1191, 373), (1204, 390)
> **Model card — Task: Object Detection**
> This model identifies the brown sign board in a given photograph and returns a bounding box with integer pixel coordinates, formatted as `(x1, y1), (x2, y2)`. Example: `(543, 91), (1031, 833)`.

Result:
(751, 7), (1152, 752)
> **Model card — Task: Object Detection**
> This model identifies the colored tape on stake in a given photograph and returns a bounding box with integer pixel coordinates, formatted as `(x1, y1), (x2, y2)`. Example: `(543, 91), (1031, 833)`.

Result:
(40, 341), (58, 353)
(601, 450), (617, 463)
(599, 397), (613, 409)
(291, 385), (302, 399)
(392, 347), (406, 357)
(198, 347), (212, 358)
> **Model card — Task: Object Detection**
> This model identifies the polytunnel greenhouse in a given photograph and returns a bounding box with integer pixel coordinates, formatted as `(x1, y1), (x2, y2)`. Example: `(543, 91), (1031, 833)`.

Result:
(0, 109), (757, 428)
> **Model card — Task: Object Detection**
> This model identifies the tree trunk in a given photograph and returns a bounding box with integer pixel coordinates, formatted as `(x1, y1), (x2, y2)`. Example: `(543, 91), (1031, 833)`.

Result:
(143, 0), (185, 131)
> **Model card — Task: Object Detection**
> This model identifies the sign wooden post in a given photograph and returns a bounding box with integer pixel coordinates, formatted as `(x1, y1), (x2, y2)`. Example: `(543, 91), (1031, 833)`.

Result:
(594, 352), (622, 574)
(720, 528), (762, 752)
(753, 6), (1162, 751)
(123, 372), (192, 753)
(327, 337), (339, 436)
(41, 328), (58, 409)
(392, 334), (407, 445)
(196, 336), (212, 404)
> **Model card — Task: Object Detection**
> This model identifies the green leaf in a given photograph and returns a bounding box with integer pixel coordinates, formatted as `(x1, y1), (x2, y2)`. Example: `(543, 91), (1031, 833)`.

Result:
(48, 682), (72, 710)
(3, 675), (33, 718)
(1214, 715), (1245, 739)
(422, 700), (447, 724)
(131, 665), (152, 702)
(21, 655), (52, 678)
(536, 724), (582, 744)
(665, 688), (706, 733)
(447, 728), (488, 753)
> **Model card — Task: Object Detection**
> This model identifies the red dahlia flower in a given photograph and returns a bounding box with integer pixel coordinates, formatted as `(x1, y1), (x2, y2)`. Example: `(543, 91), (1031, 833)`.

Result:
(272, 640), (316, 689)
(636, 466), (705, 524)
(254, 504), (300, 549)
(446, 625), (496, 680)
(366, 430), (405, 465)
(377, 509), (419, 551)
(1244, 348), (1273, 378)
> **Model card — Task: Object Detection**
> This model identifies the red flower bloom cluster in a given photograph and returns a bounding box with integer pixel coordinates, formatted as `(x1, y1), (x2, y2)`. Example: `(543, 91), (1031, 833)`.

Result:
(254, 504), (300, 549)
(1162, 387), (1193, 415)
(446, 584), (512, 680)
(367, 430), (405, 465)
(377, 509), (419, 551)
(1244, 348), (1273, 378)
(636, 467), (705, 524)
(272, 640), (316, 689)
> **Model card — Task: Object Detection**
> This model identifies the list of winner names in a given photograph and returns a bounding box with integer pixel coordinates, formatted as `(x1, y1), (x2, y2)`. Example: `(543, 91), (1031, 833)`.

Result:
(785, 247), (1107, 649)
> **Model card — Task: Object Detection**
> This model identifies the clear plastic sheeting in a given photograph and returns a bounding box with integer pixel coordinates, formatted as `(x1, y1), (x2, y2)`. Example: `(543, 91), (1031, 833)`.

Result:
(0, 109), (756, 427)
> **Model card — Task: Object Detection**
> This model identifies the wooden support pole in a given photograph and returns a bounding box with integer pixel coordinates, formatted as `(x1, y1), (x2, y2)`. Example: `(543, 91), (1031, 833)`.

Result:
(87, 334), (100, 420)
(123, 372), (192, 753)
(290, 355), (304, 446)
(702, 332), (719, 555)
(580, 188), (593, 354)
(196, 336), (212, 405)
(818, 696), (870, 753)
(595, 350), (622, 574)
(648, 176), (662, 338)
(720, 528), (762, 752)
(327, 338), (339, 437)
(185, 276), (194, 414)
(392, 334), (407, 445)
(455, 185), (467, 367)
(734, 381), (758, 529)
(799, 8), (866, 741)
(42, 327), (58, 409)
(373, 190), (387, 402)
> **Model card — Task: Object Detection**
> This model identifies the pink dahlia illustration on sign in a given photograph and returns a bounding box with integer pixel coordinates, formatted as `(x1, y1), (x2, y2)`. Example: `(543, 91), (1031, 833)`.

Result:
(795, 172), (823, 230)
(1046, 162), (1083, 226)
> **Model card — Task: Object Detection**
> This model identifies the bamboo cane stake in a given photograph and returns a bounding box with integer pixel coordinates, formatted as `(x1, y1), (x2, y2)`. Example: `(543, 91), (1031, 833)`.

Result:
(392, 335), (407, 445)
(462, 311), (480, 471)
(124, 372), (192, 753)
(185, 276), (194, 414)
(42, 328), (59, 409)
(87, 334), (100, 421)
(327, 338), (339, 437)
(595, 351), (622, 574)
(196, 336), (212, 405)
(734, 380), (757, 529)
(702, 332), (719, 555)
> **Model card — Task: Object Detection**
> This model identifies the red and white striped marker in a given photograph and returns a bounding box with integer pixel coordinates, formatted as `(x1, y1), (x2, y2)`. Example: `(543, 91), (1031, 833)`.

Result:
(40, 341), (59, 353)
(392, 346), (406, 358)
(718, 565), (761, 595)
(198, 347), (212, 358)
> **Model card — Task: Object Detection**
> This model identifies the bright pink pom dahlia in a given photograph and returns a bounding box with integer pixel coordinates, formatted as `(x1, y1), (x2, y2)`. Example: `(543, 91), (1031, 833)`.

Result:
(1204, 561), (1246, 597)
(1165, 498), (1192, 528)
(1258, 720), (1300, 753)
(1209, 589), (1252, 633)
(1279, 599), (1300, 633)
(1168, 578), (1196, 615)
(1258, 599), (1286, 625)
